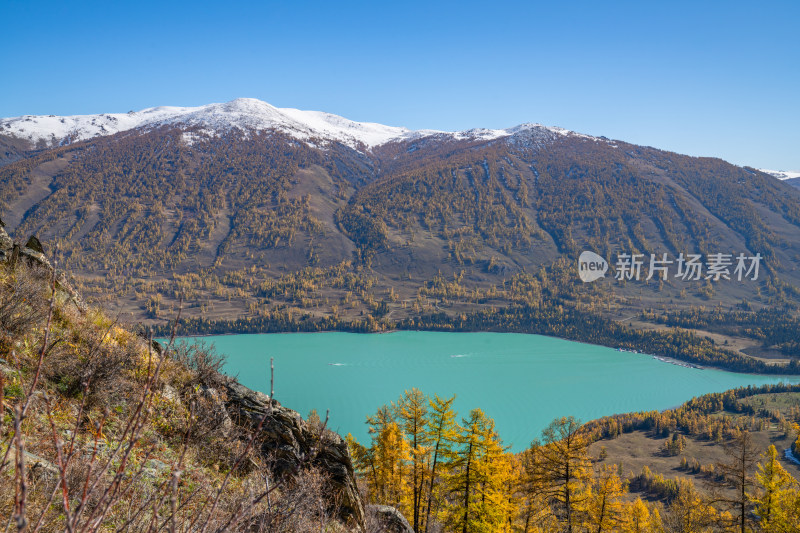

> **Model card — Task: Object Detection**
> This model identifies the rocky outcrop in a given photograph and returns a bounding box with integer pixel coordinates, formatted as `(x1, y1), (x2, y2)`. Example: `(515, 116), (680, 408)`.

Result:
(0, 225), (85, 311)
(0, 223), (13, 263)
(25, 235), (44, 254)
(367, 505), (415, 533)
(0, 223), (48, 267)
(224, 381), (366, 530)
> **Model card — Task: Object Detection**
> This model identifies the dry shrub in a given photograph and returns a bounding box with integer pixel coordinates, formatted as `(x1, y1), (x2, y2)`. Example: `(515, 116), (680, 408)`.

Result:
(186, 389), (253, 470)
(251, 466), (343, 533)
(164, 339), (254, 468)
(42, 324), (141, 413)
(0, 262), (51, 345)
(170, 339), (227, 389)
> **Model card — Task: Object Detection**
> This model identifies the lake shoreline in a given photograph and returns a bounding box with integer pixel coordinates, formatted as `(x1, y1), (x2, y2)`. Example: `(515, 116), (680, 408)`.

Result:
(152, 303), (800, 376)
(181, 330), (700, 366)
(163, 327), (790, 377)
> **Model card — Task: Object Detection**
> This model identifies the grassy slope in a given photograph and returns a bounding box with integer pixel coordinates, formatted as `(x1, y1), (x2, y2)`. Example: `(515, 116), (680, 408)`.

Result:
(586, 390), (800, 503)
(0, 259), (353, 532)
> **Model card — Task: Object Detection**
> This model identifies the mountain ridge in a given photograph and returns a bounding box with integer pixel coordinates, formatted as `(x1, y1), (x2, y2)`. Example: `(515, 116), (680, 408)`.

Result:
(0, 97), (600, 152)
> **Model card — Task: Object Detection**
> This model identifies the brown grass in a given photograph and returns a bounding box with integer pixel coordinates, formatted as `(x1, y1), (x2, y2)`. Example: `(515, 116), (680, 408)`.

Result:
(0, 259), (351, 532)
(588, 417), (800, 502)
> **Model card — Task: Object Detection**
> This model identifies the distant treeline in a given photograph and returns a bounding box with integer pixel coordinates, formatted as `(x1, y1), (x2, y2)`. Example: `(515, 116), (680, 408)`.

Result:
(583, 382), (800, 443)
(150, 301), (800, 375)
(644, 307), (800, 357)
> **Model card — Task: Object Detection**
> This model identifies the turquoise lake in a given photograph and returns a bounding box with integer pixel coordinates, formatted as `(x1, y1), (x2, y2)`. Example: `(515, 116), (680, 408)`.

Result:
(182, 331), (797, 452)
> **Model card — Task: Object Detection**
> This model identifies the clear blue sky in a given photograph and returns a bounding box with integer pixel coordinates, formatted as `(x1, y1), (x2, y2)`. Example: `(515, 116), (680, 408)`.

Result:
(2, 0), (798, 169)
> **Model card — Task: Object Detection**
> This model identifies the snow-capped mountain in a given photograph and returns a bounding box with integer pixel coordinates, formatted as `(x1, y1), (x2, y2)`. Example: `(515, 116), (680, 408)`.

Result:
(0, 97), (588, 151)
(758, 169), (800, 181)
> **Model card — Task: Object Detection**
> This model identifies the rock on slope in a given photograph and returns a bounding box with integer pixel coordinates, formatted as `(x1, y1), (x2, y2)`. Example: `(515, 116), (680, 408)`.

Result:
(224, 381), (365, 527)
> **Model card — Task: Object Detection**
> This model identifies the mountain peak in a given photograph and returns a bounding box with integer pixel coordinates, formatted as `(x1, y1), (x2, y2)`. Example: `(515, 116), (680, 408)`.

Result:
(226, 96), (272, 107)
(0, 98), (592, 152)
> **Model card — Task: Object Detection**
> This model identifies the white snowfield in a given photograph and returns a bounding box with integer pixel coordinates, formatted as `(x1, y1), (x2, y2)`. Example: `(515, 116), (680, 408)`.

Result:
(0, 97), (591, 152)
(758, 169), (800, 180)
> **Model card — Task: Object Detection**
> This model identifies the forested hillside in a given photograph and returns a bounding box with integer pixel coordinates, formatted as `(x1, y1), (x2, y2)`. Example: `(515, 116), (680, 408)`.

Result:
(2, 105), (800, 368)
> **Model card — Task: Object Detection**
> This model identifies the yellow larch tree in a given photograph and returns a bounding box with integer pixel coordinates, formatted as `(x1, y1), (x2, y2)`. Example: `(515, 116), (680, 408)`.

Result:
(527, 416), (591, 533)
(445, 408), (515, 533)
(622, 497), (654, 533)
(752, 444), (800, 532)
(517, 449), (558, 532)
(584, 464), (627, 532)
(396, 388), (431, 533)
(661, 479), (726, 533)
(366, 404), (411, 513)
(423, 393), (459, 533)
(473, 420), (516, 532)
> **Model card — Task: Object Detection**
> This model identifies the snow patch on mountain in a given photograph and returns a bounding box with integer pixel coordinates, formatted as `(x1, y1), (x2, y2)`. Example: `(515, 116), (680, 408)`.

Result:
(758, 169), (800, 180)
(0, 98), (599, 152)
